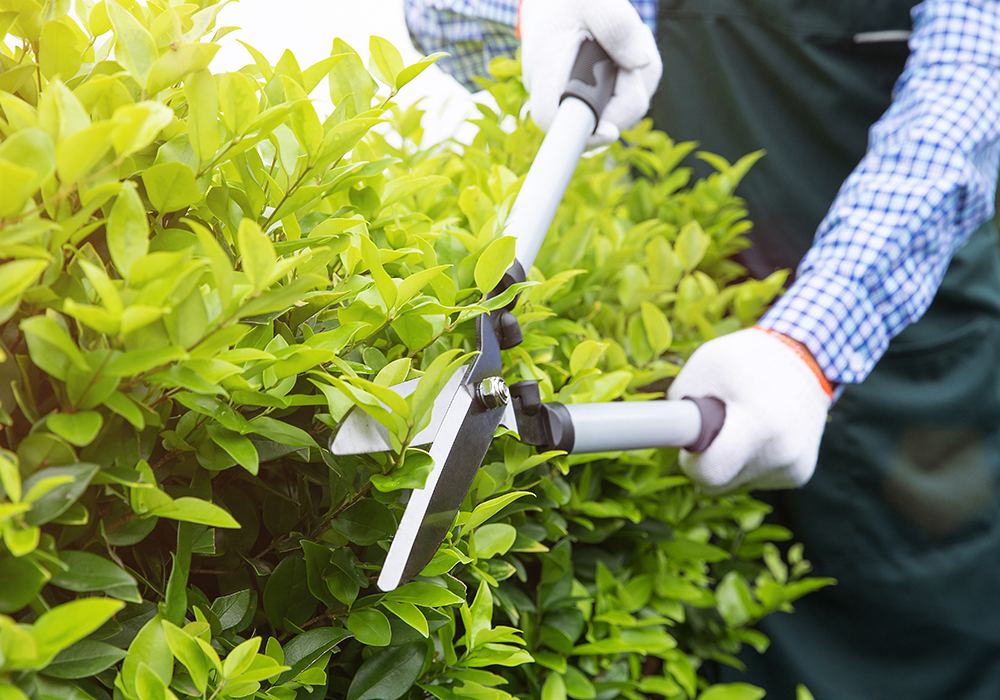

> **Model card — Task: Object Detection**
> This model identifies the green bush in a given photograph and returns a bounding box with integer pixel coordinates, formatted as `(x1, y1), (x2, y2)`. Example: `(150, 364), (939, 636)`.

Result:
(0, 2), (831, 700)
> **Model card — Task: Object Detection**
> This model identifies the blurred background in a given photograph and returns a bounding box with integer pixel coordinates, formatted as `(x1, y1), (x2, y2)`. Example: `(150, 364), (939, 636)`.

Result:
(212, 0), (492, 145)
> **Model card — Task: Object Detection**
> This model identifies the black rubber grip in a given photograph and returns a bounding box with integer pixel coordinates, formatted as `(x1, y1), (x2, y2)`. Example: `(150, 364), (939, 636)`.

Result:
(545, 402), (575, 453)
(683, 396), (726, 452)
(561, 38), (618, 130)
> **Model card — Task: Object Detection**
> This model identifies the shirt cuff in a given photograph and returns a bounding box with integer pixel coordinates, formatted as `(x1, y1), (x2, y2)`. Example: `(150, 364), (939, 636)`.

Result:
(757, 268), (891, 385)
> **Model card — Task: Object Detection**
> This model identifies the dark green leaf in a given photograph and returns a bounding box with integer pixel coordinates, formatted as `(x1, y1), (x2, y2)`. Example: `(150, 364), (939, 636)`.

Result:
(329, 500), (395, 546)
(50, 551), (141, 603)
(277, 627), (353, 684)
(263, 554), (317, 631)
(347, 642), (425, 700)
(0, 553), (47, 613)
(23, 464), (99, 526)
(210, 589), (252, 631)
(43, 640), (127, 679)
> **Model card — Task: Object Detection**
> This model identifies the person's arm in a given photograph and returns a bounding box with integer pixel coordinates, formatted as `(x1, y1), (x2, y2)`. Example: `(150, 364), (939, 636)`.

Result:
(758, 0), (1000, 385)
(403, 0), (521, 91)
(670, 0), (1000, 494)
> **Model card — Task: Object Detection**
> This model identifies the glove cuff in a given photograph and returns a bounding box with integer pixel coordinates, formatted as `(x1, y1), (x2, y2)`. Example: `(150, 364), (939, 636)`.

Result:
(753, 327), (833, 399)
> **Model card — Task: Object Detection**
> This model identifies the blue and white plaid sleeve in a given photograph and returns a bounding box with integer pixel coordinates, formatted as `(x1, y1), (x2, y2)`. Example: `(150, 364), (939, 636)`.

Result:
(759, 0), (1000, 385)
(403, 0), (658, 90)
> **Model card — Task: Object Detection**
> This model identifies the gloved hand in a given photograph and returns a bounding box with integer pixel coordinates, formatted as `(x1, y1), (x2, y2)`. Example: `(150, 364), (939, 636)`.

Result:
(667, 327), (834, 494)
(519, 0), (662, 147)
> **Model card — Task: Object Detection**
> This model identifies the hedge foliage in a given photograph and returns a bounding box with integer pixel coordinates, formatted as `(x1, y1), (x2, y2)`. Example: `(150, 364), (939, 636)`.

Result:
(0, 2), (831, 699)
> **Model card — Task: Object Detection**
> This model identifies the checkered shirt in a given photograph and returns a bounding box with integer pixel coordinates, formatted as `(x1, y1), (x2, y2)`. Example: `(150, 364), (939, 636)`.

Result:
(405, 0), (1000, 385)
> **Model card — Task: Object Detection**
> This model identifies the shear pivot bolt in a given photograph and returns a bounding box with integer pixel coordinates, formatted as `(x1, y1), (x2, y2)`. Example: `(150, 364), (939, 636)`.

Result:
(476, 377), (509, 410)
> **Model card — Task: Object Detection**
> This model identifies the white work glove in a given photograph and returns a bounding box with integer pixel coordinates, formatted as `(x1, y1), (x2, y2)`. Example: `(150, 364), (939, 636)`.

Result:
(667, 328), (834, 494)
(519, 0), (662, 147)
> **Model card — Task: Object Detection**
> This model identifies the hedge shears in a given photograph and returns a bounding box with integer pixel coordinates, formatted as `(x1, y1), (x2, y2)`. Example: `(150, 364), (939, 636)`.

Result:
(331, 40), (725, 591)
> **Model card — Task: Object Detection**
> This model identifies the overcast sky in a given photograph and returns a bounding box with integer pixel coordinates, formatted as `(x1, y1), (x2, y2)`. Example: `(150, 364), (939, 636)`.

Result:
(212, 0), (489, 144)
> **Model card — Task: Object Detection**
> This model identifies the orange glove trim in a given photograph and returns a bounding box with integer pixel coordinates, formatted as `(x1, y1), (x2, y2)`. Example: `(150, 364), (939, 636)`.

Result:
(516, 0), (523, 39)
(754, 327), (834, 400)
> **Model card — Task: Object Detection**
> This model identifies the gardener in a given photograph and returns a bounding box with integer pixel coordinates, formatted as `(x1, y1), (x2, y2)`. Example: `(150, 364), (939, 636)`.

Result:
(406, 0), (1000, 697)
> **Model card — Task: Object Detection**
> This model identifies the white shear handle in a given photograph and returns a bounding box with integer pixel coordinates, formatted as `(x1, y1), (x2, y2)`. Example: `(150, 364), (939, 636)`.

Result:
(562, 398), (725, 454)
(507, 38), (618, 273)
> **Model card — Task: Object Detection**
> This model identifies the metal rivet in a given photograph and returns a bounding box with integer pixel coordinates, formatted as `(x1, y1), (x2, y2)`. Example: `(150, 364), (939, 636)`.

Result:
(476, 377), (509, 410)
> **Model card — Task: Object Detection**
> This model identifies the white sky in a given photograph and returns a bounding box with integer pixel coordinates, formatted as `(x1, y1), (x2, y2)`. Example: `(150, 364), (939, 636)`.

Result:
(212, 0), (489, 144)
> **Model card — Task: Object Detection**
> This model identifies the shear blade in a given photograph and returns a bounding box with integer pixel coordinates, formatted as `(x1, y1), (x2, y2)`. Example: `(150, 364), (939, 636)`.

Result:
(329, 365), (517, 455)
(378, 385), (508, 591)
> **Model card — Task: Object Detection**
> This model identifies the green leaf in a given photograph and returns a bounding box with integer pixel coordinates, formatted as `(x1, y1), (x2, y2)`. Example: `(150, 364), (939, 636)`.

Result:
(383, 582), (463, 608)
(346, 609), (391, 647)
(249, 415), (316, 448)
(347, 642), (424, 700)
(56, 121), (116, 185)
(359, 235), (397, 309)
(0, 128), (55, 218)
(106, 0), (158, 86)
(184, 69), (220, 165)
(542, 673), (566, 700)
(464, 492), (532, 532)
(0, 452), (21, 503)
(146, 42), (219, 95)
(237, 218), (276, 293)
(106, 181), (149, 279)
(122, 615), (173, 698)
(38, 19), (82, 80)
(106, 346), (189, 377)
(0, 684), (29, 700)
(189, 220), (234, 308)
(135, 661), (168, 700)
(23, 463), (99, 526)
(175, 393), (251, 433)
(32, 598), (125, 668)
(150, 496), (241, 529)
(675, 220), (709, 272)
(210, 589), (253, 631)
(329, 500), (395, 546)
(369, 450), (434, 493)
(276, 627), (352, 685)
(0, 259), (48, 310)
(697, 684), (766, 700)
(162, 620), (212, 694)
(382, 600), (428, 638)
(207, 425), (259, 475)
(20, 316), (88, 382)
(263, 554), (316, 631)
(4, 525), (39, 557)
(640, 301), (673, 356)
(46, 411), (103, 447)
(142, 162), (202, 213)
(328, 40), (374, 118)
(471, 523), (516, 559)
(222, 637), (260, 679)
(111, 102), (174, 156)
(43, 640), (127, 679)
(219, 71), (259, 135)
(0, 554), (46, 613)
(369, 36), (404, 87)
(796, 685), (816, 700)
(474, 236), (515, 295)
(49, 551), (141, 602)
(395, 53), (447, 90)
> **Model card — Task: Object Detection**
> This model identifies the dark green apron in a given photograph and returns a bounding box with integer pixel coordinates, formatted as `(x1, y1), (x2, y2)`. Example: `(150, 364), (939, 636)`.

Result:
(651, 2), (1000, 698)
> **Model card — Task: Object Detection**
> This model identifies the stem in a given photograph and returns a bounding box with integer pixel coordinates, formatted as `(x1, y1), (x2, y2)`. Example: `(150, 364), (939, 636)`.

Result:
(260, 165), (312, 232)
